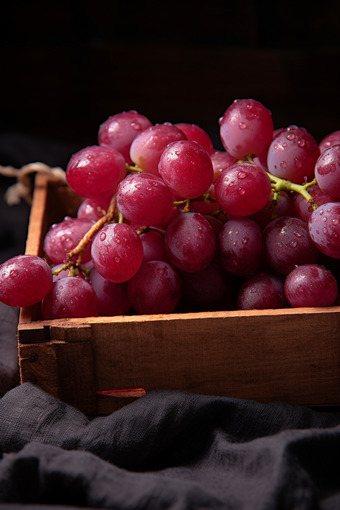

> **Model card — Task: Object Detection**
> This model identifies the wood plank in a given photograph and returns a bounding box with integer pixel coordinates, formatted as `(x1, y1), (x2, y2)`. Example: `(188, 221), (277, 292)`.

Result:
(19, 339), (96, 414)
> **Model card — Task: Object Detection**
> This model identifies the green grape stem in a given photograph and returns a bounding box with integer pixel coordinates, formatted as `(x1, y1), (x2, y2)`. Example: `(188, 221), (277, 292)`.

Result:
(243, 154), (318, 210)
(125, 163), (144, 173)
(267, 173), (318, 209)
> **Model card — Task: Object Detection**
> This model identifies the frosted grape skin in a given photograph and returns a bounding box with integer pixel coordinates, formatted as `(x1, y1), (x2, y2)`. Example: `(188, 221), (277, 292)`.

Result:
(41, 277), (98, 319)
(219, 98), (274, 159)
(314, 145), (340, 198)
(175, 122), (214, 155)
(284, 264), (338, 307)
(98, 110), (152, 164)
(116, 173), (174, 226)
(291, 184), (339, 223)
(164, 212), (217, 273)
(308, 203), (340, 259)
(129, 124), (186, 176)
(319, 130), (340, 154)
(215, 162), (272, 217)
(91, 223), (143, 283)
(0, 255), (53, 308)
(210, 150), (238, 183)
(89, 268), (131, 316)
(43, 217), (95, 264)
(139, 230), (170, 265)
(77, 195), (112, 222)
(127, 261), (182, 314)
(237, 272), (288, 310)
(266, 126), (320, 183)
(158, 140), (214, 199)
(263, 216), (319, 275)
(66, 145), (127, 198)
(217, 218), (263, 277)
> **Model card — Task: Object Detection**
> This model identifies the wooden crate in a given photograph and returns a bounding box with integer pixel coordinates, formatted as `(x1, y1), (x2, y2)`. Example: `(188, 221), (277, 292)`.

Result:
(18, 174), (340, 414)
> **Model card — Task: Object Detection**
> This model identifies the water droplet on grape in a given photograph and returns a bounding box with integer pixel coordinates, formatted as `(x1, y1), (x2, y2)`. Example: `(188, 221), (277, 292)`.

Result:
(238, 171), (247, 179)
(131, 122), (142, 130)
(239, 122), (247, 130)
(235, 231), (239, 235)
(282, 142), (287, 148)
(332, 218), (339, 225)
(274, 144), (278, 150)
(218, 117), (223, 126)
(115, 257), (121, 263)
(320, 209), (324, 215)
(297, 139), (306, 148)
(250, 287), (256, 293)
(100, 232), (106, 241)
(322, 217), (327, 222)
(280, 161), (287, 168)
(242, 238), (248, 244)
(65, 239), (73, 249)
(323, 227), (328, 234)
(294, 232), (302, 238)
(291, 241), (297, 247)
(238, 188), (245, 195)
(294, 158), (302, 169)
(141, 141), (146, 146)
(287, 133), (295, 141)
(10, 270), (18, 278)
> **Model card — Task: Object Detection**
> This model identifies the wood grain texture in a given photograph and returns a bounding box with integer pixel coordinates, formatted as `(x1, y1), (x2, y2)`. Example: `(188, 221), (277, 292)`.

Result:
(17, 175), (340, 414)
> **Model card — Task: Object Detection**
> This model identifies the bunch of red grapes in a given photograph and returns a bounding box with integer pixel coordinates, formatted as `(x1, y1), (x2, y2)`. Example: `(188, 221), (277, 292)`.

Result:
(1, 98), (340, 318)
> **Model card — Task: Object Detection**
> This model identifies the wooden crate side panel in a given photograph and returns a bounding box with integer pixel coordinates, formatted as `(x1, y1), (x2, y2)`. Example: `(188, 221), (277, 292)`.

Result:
(19, 339), (96, 414)
(90, 312), (340, 410)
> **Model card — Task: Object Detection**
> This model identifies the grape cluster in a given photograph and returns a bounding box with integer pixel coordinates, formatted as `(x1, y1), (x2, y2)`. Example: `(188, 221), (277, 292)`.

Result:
(1, 99), (340, 318)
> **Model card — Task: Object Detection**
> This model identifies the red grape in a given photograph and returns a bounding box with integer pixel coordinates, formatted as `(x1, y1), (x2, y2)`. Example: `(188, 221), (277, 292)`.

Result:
(217, 218), (263, 276)
(215, 162), (272, 217)
(175, 123), (214, 155)
(264, 216), (319, 274)
(140, 230), (170, 264)
(129, 123), (186, 175)
(98, 111), (152, 164)
(116, 172), (174, 226)
(267, 126), (320, 183)
(314, 145), (340, 198)
(284, 264), (338, 307)
(41, 277), (98, 319)
(43, 217), (94, 264)
(319, 130), (340, 154)
(248, 191), (293, 230)
(165, 212), (216, 272)
(158, 140), (214, 199)
(210, 150), (238, 183)
(219, 99), (274, 159)
(91, 223), (143, 282)
(90, 268), (131, 316)
(237, 272), (288, 310)
(308, 203), (340, 258)
(66, 145), (126, 198)
(0, 255), (53, 308)
(127, 261), (182, 314)
(291, 184), (339, 223)
(77, 195), (112, 222)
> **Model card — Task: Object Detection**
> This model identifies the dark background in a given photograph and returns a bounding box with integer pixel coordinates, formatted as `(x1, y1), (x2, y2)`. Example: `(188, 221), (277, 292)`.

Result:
(1, 0), (340, 261)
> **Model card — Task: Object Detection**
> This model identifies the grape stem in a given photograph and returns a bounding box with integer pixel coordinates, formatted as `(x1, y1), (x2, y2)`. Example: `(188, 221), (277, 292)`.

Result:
(125, 163), (144, 173)
(52, 194), (118, 275)
(244, 154), (318, 209)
